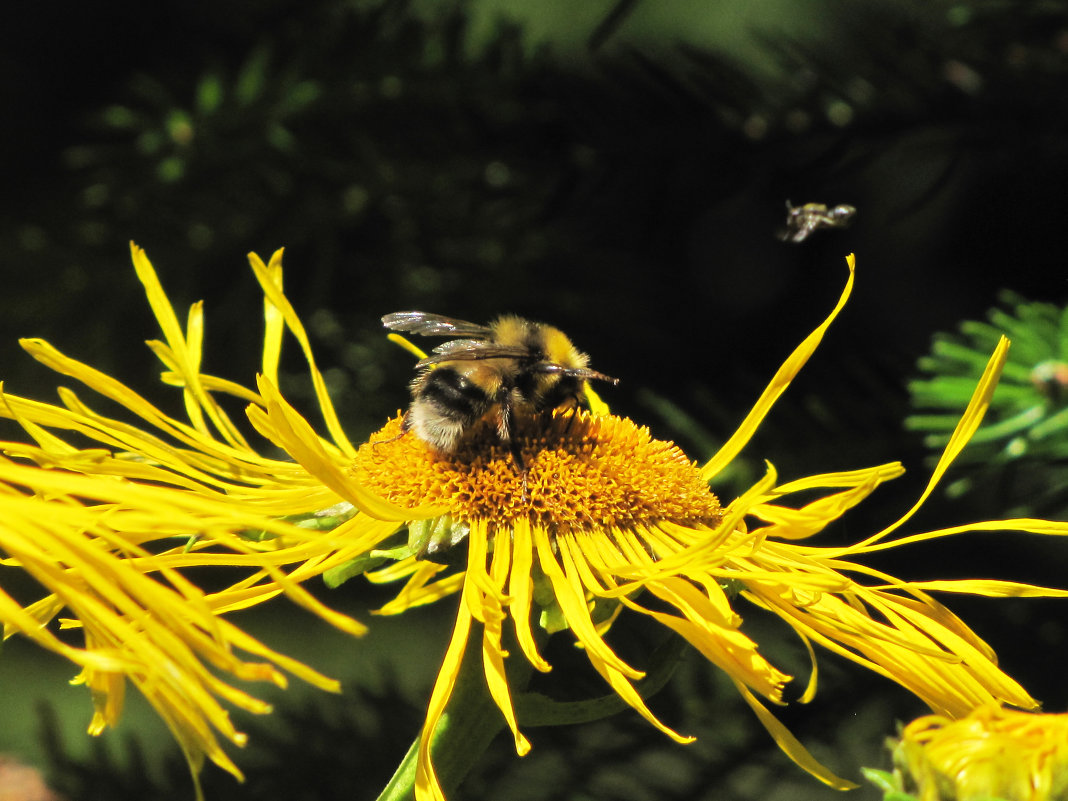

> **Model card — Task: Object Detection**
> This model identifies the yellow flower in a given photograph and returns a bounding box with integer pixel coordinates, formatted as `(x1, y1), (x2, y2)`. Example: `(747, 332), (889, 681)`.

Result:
(349, 255), (1068, 798)
(0, 244), (398, 792)
(2, 245), (1068, 800)
(894, 705), (1068, 801)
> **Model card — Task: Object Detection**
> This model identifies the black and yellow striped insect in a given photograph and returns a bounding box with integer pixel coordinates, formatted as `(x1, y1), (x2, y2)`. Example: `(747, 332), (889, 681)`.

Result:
(382, 311), (617, 456)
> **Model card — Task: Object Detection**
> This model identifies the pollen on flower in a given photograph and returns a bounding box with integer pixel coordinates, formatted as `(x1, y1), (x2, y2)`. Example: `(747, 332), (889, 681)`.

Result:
(352, 411), (722, 534)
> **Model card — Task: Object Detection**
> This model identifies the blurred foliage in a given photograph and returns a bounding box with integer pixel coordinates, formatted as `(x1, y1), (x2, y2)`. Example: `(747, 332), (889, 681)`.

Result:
(39, 678), (424, 801)
(2, 0), (1066, 459)
(38, 615), (901, 801)
(861, 767), (918, 801)
(2, 0), (1068, 798)
(908, 293), (1068, 518)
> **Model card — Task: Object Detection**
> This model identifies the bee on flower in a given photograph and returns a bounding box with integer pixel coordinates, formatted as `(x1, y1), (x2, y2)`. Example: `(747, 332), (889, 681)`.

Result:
(378, 310), (617, 517)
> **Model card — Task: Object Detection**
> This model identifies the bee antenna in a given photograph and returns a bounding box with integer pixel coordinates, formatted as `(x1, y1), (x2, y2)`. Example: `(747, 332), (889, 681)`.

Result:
(583, 369), (619, 386)
(539, 364), (618, 385)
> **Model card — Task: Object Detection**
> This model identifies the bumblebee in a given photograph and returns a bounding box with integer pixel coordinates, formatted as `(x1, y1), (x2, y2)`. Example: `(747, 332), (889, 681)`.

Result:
(381, 311), (618, 457)
(777, 200), (856, 243)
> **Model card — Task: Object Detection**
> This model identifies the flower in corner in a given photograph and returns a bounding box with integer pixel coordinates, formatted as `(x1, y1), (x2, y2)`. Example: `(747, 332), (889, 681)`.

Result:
(889, 705), (1068, 801)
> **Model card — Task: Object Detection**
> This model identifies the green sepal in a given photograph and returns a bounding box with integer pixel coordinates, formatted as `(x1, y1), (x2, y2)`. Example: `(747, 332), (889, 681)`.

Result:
(538, 599), (568, 634)
(323, 524), (411, 588)
(323, 554), (389, 589)
(239, 502), (358, 544)
(860, 768), (914, 799)
(407, 516), (470, 563)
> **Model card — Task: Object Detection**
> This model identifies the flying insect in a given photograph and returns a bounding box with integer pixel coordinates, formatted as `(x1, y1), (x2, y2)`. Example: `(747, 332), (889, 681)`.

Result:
(778, 201), (856, 243)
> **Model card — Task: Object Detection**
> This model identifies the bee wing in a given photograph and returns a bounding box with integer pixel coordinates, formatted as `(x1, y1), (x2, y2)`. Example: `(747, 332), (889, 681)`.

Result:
(416, 341), (531, 367)
(778, 224), (814, 243)
(777, 200), (803, 242)
(829, 205), (857, 226)
(419, 343), (619, 385)
(381, 312), (493, 338)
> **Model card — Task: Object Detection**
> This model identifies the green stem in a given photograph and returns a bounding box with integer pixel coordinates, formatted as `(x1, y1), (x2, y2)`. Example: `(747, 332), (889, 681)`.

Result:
(376, 624), (534, 801)
(375, 625), (685, 799)
(376, 737), (420, 801)
(515, 632), (686, 727)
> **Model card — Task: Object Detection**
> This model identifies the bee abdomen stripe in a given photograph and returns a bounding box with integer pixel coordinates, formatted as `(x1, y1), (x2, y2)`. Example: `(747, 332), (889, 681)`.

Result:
(422, 369), (493, 422)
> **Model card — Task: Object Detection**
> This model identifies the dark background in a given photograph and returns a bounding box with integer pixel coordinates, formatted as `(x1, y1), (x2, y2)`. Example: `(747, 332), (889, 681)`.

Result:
(1, 1), (1067, 799)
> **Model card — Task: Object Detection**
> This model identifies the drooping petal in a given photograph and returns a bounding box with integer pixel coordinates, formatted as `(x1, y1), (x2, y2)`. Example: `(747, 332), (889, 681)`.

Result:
(415, 592), (475, 801)
(475, 521), (530, 757)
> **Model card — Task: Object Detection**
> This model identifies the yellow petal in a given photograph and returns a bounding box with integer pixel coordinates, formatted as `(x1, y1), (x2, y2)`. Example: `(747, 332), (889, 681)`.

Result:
(415, 602), (473, 801)
(248, 375), (434, 521)
(734, 681), (858, 790)
(507, 519), (551, 673)
(858, 336), (1009, 547)
(246, 251), (356, 457)
(259, 248), (286, 387)
(701, 254), (855, 482)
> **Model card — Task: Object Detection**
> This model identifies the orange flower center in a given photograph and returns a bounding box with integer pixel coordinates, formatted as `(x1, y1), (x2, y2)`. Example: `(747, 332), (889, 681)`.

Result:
(352, 411), (721, 535)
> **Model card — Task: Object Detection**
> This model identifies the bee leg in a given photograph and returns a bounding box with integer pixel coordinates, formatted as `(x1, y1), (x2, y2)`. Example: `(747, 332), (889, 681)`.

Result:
(498, 394), (531, 503)
(508, 438), (530, 503)
(496, 390), (514, 443)
(561, 399), (581, 436)
(373, 411), (412, 447)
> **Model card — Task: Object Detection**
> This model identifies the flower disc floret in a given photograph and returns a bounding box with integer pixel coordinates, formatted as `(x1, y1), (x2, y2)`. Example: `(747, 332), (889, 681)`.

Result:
(352, 411), (722, 534)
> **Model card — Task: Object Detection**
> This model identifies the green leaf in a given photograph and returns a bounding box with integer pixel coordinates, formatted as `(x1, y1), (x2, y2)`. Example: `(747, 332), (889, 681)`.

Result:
(196, 73), (224, 115)
(323, 554), (387, 588)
